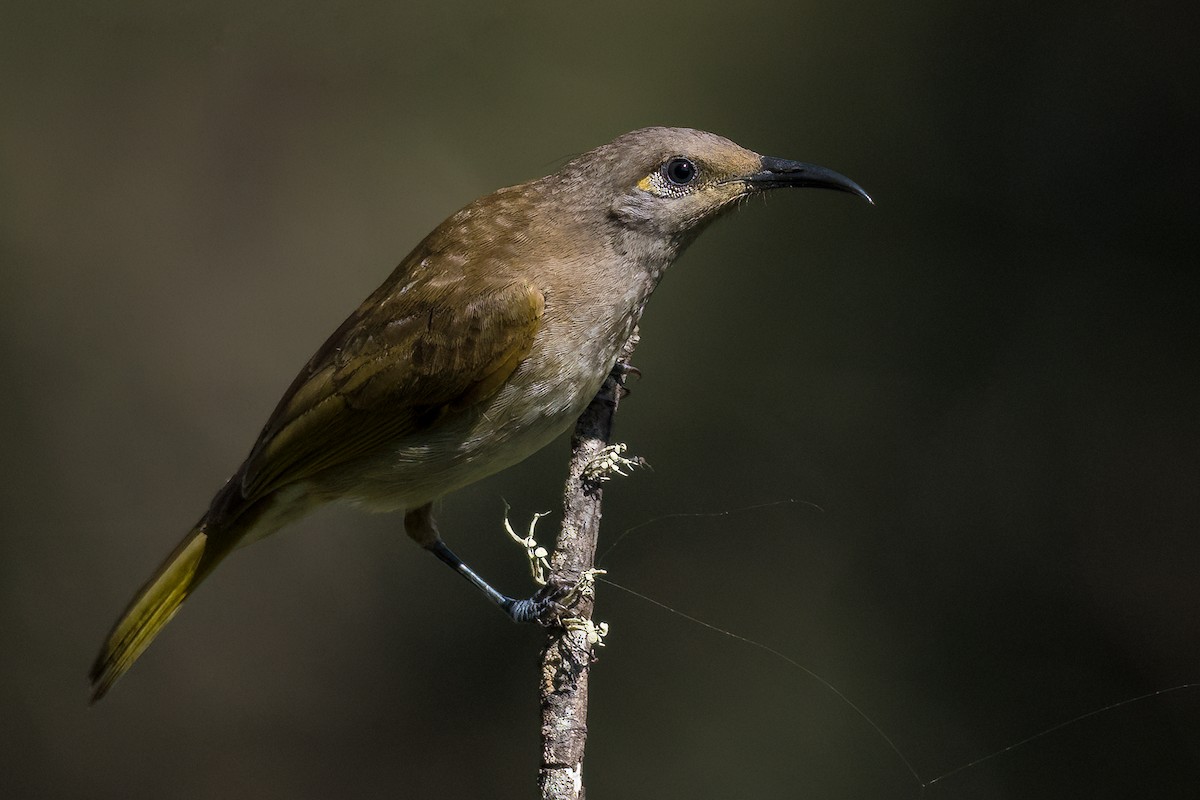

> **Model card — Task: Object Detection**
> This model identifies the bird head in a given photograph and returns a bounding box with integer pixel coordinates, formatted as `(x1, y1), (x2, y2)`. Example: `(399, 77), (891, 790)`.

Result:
(561, 127), (871, 240)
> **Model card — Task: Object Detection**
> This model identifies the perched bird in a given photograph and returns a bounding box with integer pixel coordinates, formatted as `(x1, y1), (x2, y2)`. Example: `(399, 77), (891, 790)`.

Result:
(89, 127), (870, 700)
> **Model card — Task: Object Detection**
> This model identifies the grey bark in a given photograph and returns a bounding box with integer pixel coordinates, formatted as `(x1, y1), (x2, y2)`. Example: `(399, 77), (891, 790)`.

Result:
(537, 330), (639, 800)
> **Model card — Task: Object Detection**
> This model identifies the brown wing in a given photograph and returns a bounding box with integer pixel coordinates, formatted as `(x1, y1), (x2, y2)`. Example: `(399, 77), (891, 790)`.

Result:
(237, 274), (545, 502)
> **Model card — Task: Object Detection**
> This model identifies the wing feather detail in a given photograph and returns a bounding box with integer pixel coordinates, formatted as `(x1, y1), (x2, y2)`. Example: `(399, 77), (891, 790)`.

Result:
(237, 280), (545, 501)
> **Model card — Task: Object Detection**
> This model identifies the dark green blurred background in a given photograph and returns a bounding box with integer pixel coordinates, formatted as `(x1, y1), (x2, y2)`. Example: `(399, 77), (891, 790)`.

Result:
(2, 1), (1197, 798)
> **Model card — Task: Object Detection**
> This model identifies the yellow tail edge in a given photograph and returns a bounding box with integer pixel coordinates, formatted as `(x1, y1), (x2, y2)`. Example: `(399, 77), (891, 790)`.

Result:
(89, 529), (209, 702)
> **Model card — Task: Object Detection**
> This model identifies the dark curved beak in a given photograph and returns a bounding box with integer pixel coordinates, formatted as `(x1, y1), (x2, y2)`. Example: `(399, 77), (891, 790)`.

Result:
(746, 156), (873, 204)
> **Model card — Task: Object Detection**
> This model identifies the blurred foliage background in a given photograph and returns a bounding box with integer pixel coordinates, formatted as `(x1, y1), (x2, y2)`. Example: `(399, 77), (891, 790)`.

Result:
(2, 1), (1197, 798)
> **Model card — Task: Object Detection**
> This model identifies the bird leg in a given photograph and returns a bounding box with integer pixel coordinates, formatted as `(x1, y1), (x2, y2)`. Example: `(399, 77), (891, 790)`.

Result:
(405, 503), (573, 624)
(501, 506), (609, 633)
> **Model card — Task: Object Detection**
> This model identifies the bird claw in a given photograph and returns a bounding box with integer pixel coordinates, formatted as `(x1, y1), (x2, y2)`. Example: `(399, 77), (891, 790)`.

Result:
(611, 362), (642, 380)
(561, 567), (605, 608)
(506, 568), (606, 625)
(500, 504), (609, 630)
(505, 580), (574, 623)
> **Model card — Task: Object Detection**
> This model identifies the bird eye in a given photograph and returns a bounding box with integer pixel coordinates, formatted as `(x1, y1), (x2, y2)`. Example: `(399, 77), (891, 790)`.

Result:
(662, 157), (698, 186)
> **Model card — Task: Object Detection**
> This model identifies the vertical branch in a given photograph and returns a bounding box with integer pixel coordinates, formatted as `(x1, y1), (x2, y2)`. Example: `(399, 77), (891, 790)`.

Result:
(537, 330), (639, 800)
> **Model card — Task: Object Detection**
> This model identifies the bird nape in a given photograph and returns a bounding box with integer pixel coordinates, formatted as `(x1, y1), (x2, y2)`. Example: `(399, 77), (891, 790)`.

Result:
(89, 126), (871, 701)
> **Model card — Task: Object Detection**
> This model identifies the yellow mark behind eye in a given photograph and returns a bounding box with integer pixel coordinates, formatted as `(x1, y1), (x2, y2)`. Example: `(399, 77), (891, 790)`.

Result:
(636, 174), (654, 192)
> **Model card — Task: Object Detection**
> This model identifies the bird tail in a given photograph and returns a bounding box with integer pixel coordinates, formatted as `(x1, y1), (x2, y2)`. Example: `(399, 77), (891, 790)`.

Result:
(89, 484), (305, 702)
(88, 521), (230, 703)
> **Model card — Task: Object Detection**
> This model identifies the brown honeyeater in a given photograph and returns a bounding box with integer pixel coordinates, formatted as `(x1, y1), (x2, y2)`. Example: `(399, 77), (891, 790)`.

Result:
(89, 127), (870, 701)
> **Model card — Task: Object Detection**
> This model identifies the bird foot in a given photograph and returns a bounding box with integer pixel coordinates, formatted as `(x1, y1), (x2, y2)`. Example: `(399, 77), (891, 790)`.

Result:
(613, 362), (642, 380)
(504, 568), (607, 625)
(504, 580), (574, 623)
(499, 505), (608, 627)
